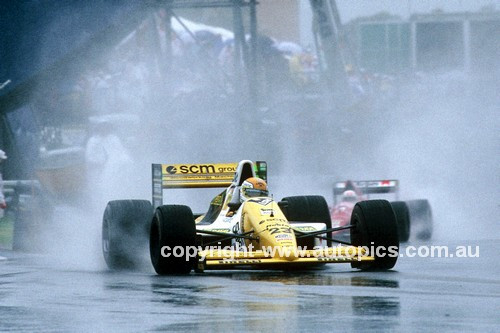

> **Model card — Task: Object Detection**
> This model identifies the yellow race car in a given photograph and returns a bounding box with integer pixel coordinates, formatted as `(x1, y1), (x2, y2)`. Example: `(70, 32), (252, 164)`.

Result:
(102, 160), (399, 275)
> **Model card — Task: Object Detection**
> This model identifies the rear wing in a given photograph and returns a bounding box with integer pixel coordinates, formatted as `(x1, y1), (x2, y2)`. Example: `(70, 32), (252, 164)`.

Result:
(152, 161), (267, 208)
(333, 180), (399, 203)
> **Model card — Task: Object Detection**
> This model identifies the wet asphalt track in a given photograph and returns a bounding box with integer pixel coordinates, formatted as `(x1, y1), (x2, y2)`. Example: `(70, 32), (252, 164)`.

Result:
(0, 239), (499, 332)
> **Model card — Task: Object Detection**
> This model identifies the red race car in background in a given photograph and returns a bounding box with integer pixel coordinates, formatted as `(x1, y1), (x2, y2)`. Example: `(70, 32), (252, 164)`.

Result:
(330, 180), (433, 242)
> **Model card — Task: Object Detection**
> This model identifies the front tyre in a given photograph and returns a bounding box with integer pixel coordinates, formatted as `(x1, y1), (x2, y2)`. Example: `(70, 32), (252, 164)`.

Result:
(280, 195), (332, 246)
(150, 205), (196, 275)
(350, 200), (399, 270)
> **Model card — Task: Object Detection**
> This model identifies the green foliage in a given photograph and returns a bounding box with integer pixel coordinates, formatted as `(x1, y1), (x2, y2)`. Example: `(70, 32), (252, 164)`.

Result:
(0, 216), (14, 249)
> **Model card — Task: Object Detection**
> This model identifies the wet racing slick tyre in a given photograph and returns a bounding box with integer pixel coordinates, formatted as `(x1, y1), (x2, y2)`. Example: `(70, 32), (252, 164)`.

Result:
(350, 200), (399, 270)
(102, 200), (153, 270)
(150, 205), (196, 275)
(390, 201), (410, 243)
(280, 195), (333, 247)
(406, 199), (433, 241)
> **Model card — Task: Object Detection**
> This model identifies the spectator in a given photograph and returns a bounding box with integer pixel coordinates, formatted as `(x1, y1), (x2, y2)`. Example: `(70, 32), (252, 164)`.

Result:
(85, 120), (133, 209)
(253, 34), (292, 94)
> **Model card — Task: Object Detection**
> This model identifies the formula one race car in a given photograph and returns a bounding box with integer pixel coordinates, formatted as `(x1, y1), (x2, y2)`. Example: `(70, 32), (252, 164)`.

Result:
(102, 160), (400, 275)
(331, 180), (433, 242)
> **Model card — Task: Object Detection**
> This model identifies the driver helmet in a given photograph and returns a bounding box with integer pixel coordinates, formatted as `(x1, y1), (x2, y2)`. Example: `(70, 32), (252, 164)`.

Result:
(342, 190), (357, 203)
(240, 177), (268, 203)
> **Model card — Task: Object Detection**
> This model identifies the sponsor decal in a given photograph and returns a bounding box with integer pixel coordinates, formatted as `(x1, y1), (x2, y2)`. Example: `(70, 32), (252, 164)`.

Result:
(165, 164), (215, 174)
(317, 257), (351, 262)
(166, 165), (178, 174)
(275, 234), (293, 241)
(218, 165), (237, 173)
(163, 163), (237, 175)
(231, 223), (245, 247)
(268, 226), (292, 235)
(262, 221), (288, 228)
(233, 213), (247, 247)
(208, 228), (231, 233)
(259, 218), (287, 225)
(260, 208), (274, 215)
(218, 259), (262, 264)
(293, 226), (316, 232)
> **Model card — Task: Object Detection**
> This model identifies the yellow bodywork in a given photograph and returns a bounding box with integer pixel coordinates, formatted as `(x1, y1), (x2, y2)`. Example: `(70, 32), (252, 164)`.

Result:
(197, 198), (375, 271)
(154, 160), (377, 271)
(242, 199), (298, 260)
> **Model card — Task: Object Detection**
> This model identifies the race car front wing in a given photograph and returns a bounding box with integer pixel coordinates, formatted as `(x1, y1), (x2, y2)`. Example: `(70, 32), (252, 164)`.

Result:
(196, 246), (375, 271)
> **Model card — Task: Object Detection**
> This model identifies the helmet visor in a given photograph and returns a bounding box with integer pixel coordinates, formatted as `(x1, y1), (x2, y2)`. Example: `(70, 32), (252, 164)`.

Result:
(243, 188), (268, 198)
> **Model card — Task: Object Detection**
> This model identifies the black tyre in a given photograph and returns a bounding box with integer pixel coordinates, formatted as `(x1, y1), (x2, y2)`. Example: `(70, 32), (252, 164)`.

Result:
(150, 205), (196, 275)
(102, 200), (153, 270)
(350, 200), (399, 270)
(280, 195), (332, 246)
(406, 199), (433, 240)
(390, 201), (410, 243)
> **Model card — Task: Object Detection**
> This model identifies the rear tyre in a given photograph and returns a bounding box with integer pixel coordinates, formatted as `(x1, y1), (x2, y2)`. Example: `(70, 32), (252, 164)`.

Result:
(390, 201), (410, 243)
(150, 205), (196, 275)
(102, 200), (153, 270)
(350, 200), (399, 270)
(280, 195), (332, 246)
(406, 199), (433, 240)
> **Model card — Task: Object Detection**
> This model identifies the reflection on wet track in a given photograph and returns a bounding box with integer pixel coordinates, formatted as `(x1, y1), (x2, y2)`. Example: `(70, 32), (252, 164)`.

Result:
(0, 240), (499, 332)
